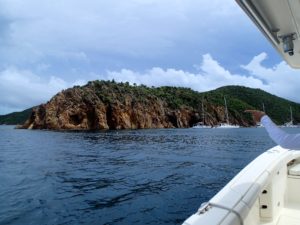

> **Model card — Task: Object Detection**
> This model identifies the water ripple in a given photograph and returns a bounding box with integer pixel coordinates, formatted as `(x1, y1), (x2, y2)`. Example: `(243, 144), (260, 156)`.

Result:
(0, 126), (278, 225)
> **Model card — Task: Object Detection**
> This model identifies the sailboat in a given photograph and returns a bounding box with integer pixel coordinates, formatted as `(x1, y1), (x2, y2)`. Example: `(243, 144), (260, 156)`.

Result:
(193, 100), (211, 129)
(182, 0), (300, 224)
(216, 97), (239, 128)
(256, 103), (265, 128)
(281, 106), (298, 128)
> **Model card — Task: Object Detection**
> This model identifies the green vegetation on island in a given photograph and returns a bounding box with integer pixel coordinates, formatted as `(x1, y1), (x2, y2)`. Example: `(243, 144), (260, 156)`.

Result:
(0, 108), (33, 125)
(207, 86), (300, 125)
(84, 80), (300, 125)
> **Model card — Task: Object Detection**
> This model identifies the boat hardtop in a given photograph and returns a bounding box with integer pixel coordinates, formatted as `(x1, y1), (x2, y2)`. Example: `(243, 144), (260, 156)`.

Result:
(236, 0), (300, 68)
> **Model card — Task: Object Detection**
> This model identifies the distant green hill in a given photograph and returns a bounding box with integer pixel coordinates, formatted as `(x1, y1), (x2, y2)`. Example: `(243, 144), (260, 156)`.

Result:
(204, 86), (300, 125)
(123, 83), (300, 125)
(0, 108), (33, 125)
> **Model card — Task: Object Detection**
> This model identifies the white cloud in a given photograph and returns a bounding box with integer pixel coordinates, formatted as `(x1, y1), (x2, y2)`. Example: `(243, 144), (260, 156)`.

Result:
(1, 52), (300, 115)
(99, 53), (300, 103)
(242, 53), (300, 102)
(0, 67), (86, 114)
(101, 54), (264, 92)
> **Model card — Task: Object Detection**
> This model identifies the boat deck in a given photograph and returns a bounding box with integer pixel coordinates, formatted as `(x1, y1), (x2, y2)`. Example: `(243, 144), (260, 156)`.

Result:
(259, 202), (300, 225)
(276, 204), (300, 225)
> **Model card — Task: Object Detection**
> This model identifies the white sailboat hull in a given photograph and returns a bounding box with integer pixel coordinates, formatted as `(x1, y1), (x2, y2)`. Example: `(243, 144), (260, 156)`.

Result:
(280, 124), (298, 128)
(182, 146), (300, 225)
(216, 123), (240, 129)
(192, 125), (212, 129)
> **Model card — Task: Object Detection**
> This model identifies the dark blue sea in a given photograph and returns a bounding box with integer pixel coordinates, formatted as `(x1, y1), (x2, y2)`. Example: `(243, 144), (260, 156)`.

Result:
(0, 125), (285, 225)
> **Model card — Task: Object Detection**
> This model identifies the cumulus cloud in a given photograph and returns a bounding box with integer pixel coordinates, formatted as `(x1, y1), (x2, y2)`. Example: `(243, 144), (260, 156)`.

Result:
(99, 53), (300, 102)
(1, 52), (299, 115)
(0, 67), (86, 114)
(101, 54), (264, 92)
(242, 53), (300, 102)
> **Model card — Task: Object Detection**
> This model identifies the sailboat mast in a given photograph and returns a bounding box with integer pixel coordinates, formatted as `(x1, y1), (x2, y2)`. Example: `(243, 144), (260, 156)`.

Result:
(262, 103), (265, 112)
(201, 100), (205, 124)
(224, 97), (229, 124)
(290, 106), (293, 124)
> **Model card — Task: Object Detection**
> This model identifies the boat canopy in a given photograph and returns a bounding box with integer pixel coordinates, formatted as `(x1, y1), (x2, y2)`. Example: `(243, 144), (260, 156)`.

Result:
(236, 0), (300, 68)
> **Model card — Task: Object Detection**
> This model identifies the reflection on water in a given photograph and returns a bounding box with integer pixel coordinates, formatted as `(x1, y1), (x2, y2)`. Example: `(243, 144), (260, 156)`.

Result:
(0, 126), (279, 225)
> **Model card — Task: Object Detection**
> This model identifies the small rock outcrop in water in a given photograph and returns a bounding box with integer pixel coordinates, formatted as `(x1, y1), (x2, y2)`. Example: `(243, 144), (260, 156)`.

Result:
(20, 80), (299, 130)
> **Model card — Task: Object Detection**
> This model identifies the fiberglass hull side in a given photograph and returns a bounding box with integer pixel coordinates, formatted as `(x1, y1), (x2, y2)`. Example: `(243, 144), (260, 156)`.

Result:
(182, 146), (300, 225)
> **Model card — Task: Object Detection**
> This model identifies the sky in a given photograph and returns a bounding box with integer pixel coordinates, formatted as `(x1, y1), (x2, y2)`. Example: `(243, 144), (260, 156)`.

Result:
(0, 0), (300, 115)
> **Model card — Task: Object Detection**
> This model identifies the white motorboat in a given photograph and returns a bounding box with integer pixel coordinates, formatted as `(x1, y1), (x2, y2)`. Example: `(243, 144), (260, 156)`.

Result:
(182, 0), (300, 224)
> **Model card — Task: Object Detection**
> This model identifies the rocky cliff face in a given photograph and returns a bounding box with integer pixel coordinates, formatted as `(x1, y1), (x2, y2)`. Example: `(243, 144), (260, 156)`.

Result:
(21, 85), (196, 130)
(21, 81), (253, 130)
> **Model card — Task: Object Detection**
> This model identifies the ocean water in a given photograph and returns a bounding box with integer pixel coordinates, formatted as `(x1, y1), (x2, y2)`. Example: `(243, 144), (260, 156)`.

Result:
(0, 125), (284, 225)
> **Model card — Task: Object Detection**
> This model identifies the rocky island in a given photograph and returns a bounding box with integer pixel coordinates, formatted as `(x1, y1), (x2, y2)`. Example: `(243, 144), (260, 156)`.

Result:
(17, 80), (300, 130)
